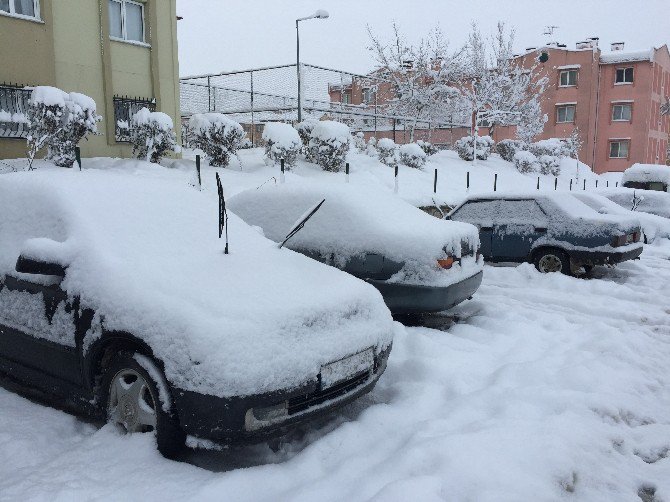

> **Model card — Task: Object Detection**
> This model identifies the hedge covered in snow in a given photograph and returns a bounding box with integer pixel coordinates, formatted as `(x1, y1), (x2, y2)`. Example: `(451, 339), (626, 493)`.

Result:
(455, 135), (494, 161)
(416, 140), (438, 157)
(399, 143), (427, 169)
(496, 139), (526, 163)
(188, 113), (246, 167)
(27, 86), (101, 168)
(513, 150), (538, 174)
(308, 120), (350, 172)
(262, 122), (301, 169)
(295, 119), (319, 162)
(377, 138), (398, 167)
(130, 108), (180, 163)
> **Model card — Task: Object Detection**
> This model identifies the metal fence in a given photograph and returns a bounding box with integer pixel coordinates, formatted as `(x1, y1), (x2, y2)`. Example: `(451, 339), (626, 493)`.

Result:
(0, 83), (32, 139)
(180, 63), (468, 147)
(113, 95), (156, 142)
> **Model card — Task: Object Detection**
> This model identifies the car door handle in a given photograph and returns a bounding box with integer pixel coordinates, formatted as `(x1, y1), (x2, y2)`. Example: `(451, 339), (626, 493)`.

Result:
(535, 227), (547, 233)
(480, 226), (493, 231)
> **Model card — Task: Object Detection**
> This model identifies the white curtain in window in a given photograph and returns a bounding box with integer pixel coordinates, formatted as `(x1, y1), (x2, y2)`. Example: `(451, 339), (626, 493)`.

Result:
(125, 2), (144, 42)
(108, 0), (122, 38)
(13, 0), (35, 16)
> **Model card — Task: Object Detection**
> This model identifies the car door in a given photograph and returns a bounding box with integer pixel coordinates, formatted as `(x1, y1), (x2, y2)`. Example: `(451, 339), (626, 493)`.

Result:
(492, 200), (549, 261)
(449, 200), (500, 259)
(0, 273), (82, 388)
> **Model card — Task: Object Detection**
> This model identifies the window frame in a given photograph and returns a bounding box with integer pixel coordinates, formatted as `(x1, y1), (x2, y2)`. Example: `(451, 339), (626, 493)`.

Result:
(556, 104), (576, 124)
(615, 67), (634, 85)
(109, 0), (147, 45)
(0, 0), (41, 21)
(611, 103), (632, 122)
(608, 139), (630, 159)
(559, 70), (578, 87)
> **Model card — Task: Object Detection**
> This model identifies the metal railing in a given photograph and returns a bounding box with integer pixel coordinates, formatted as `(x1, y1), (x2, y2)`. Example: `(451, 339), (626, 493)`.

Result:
(113, 95), (156, 142)
(0, 83), (32, 139)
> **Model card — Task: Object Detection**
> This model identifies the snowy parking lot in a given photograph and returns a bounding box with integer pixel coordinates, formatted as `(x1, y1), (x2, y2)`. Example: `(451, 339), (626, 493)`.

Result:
(2, 241), (669, 501)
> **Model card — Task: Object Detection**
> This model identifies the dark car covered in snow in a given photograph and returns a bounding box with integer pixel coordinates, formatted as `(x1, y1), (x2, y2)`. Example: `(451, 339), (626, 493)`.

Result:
(447, 193), (643, 275)
(0, 167), (396, 459)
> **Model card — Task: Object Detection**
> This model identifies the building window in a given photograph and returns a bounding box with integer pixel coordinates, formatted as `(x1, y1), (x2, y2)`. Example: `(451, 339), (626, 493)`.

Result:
(0, 84), (31, 139)
(0, 0), (40, 19)
(612, 103), (632, 121)
(559, 70), (578, 87)
(615, 67), (634, 84)
(362, 88), (373, 104)
(609, 140), (630, 158)
(556, 105), (576, 123)
(108, 0), (145, 43)
(342, 93), (351, 105)
(113, 96), (155, 142)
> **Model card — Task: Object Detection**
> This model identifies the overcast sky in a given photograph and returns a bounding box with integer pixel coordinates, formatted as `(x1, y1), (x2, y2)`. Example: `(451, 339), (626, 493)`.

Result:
(177, 0), (668, 77)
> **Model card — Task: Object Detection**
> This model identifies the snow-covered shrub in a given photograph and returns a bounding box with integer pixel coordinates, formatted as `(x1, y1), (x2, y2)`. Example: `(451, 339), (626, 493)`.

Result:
(529, 138), (568, 158)
(455, 135), (494, 161)
(513, 150), (539, 174)
(538, 154), (561, 176)
(308, 120), (350, 172)
(353, 132), (366, 153)
(189, 113), (245, 167)
(262, 122), (301, 169)
(416, 140), (438, 157)
(496, 139), (526, 163)
(130, 108), (179, 163)
(295, 119), (318, 161)
(377, 138), (398, 167)
(366, 137), (378, 157)
(27, 86), (101, 168)
(399, 143), (427, 169)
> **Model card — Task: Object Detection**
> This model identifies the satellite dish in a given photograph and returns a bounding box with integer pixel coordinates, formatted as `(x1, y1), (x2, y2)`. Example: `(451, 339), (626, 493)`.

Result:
(539, 52), (549, 63)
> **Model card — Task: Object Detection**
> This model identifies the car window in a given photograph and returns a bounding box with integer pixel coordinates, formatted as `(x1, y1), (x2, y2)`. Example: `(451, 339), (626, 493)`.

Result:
(451, 200), (500, 224)
(497, 200), (548, 224)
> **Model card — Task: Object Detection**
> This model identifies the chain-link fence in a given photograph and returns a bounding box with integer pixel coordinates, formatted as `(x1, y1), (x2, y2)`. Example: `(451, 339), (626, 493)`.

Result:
(180, 63), (469, 147)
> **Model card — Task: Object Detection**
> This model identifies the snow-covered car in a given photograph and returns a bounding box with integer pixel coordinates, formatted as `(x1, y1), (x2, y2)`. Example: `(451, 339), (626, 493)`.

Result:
(596, 187), (670, 219)
(621, 163), (670, 192)
(573, 192), (670, 244)
(228, 183), (484, 315)
(447, 193), (643, 275)
(0, 167), (396, 458)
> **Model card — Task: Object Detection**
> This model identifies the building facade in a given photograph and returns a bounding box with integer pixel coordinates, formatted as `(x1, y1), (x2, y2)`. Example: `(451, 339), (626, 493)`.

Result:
(0, 0), (181, 160)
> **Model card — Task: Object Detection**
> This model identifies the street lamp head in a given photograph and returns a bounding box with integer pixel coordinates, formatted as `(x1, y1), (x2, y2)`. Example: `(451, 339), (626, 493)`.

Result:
(314, 9), (329, 19)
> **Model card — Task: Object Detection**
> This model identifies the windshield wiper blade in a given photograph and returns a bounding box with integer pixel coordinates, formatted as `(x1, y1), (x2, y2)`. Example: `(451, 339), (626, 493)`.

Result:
(279, 198), (325, 249)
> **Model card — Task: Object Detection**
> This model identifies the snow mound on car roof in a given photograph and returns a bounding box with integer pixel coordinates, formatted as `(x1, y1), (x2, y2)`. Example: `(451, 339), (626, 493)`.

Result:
(228, 182), (480, 264)
(0, 166), (395, 398)
(622, 164), (670, 185)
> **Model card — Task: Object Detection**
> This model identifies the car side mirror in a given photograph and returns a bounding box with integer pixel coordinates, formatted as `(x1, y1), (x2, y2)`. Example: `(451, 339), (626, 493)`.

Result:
(15, 255), (66, 278)
(444, 215), (451, 220)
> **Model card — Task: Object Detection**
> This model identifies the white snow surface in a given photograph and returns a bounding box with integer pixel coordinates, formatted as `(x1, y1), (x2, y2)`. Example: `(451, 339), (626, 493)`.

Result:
(310, 120), (351, 144)
(29, 86), (67, 107)
(398, 142), (426, 159)
(188, 112), (243, 135)
(600, 49), (653, 64)
(0, 166), (395, 398)
(621, 163), (670, 186)
(132, 107), (174, 131)
(1, 242), (669, 501)
(262, 122), (301, 148)
(598, 187), (670, 219)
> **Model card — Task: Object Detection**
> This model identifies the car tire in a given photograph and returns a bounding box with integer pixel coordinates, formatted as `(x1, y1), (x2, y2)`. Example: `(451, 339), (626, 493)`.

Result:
(533, 249), (571, 275)
(100, 352), (185, 459)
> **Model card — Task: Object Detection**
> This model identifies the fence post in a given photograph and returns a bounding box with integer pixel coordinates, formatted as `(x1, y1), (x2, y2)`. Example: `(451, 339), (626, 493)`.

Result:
(570, 179), (573, 191)
(196, 154), (201, 189)
(433, 168), (438, 194)
(494, 173), (497, 192)
(595, 179), (598, 188)
(606, 180), (609, 187)
(554, 177), (558, 190)
(345, 162), (350, 183)
(583, 179), (586, 190)
(616, 182), (619, 187)
(207, 76), (212, 111)
(536, 176), (540, 190)
(280, 158), (285, 183)
(75, 146), (81, 171)
(394, 164), (398, 194)
(250, 71), (255, 146)
(466, 171), (470, 192)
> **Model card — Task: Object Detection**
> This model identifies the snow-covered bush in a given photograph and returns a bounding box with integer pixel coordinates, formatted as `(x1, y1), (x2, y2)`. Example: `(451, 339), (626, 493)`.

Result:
(295, 119), (318, 161)
(496, 139), (526, 162)
(513, 150), (539, 174)
(130, 108), (179, 163)
(308, 120), (350, 172)
(537, 154), (561, 176)
(188, 113), (245, 167)
(416, 140), (438, 157)
(377, 138), (398, 167)
(262, 122), (301, 169)
(455, 135), (494, 161)
(366, 137), (378, 157)
(353, 132), (367, 153)
(399, 143), (427, 169)
(27, 86), (101, 168)
(529, 138), (568, 159)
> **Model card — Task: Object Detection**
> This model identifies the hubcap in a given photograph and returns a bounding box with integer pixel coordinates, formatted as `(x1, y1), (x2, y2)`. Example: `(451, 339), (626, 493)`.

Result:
(538, 254), (563, 273)
(108, 369), (157, 433)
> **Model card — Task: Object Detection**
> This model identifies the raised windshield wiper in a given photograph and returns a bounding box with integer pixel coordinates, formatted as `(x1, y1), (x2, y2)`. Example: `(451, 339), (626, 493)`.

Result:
(279, 199), (325, 249)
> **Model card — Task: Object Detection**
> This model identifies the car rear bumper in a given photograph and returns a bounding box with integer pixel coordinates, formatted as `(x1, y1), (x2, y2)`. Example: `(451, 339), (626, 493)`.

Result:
(171, 344), (392, 446)
(367, 270), (483, 314)
(570, 245), (643, 267)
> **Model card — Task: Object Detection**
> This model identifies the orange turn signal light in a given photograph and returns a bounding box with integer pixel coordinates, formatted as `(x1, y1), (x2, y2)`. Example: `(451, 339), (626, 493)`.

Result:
(437, 257), (455, 269)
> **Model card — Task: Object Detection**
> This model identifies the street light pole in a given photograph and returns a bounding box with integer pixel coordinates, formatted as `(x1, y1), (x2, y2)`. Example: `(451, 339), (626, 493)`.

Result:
(296, 9), (329, 123)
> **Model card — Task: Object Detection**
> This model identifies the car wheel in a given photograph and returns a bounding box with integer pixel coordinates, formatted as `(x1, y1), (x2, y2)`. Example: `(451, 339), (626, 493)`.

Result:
(534, 249), (570, 275)
(101, 352), (185, 459)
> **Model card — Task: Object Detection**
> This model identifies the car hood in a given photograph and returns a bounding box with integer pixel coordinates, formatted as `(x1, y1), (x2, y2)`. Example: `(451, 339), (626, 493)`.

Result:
(0, 167), (395, 398)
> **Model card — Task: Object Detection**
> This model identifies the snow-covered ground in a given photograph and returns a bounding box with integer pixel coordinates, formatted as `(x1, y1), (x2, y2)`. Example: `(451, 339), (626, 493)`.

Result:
(1, 151), (668, 501)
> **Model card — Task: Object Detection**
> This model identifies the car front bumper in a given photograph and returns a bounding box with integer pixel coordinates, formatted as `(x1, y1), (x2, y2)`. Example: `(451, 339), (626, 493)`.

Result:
(171, 344), (392, 446)
(570, 245), (643, 267)
(367, 270), (483, 314)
